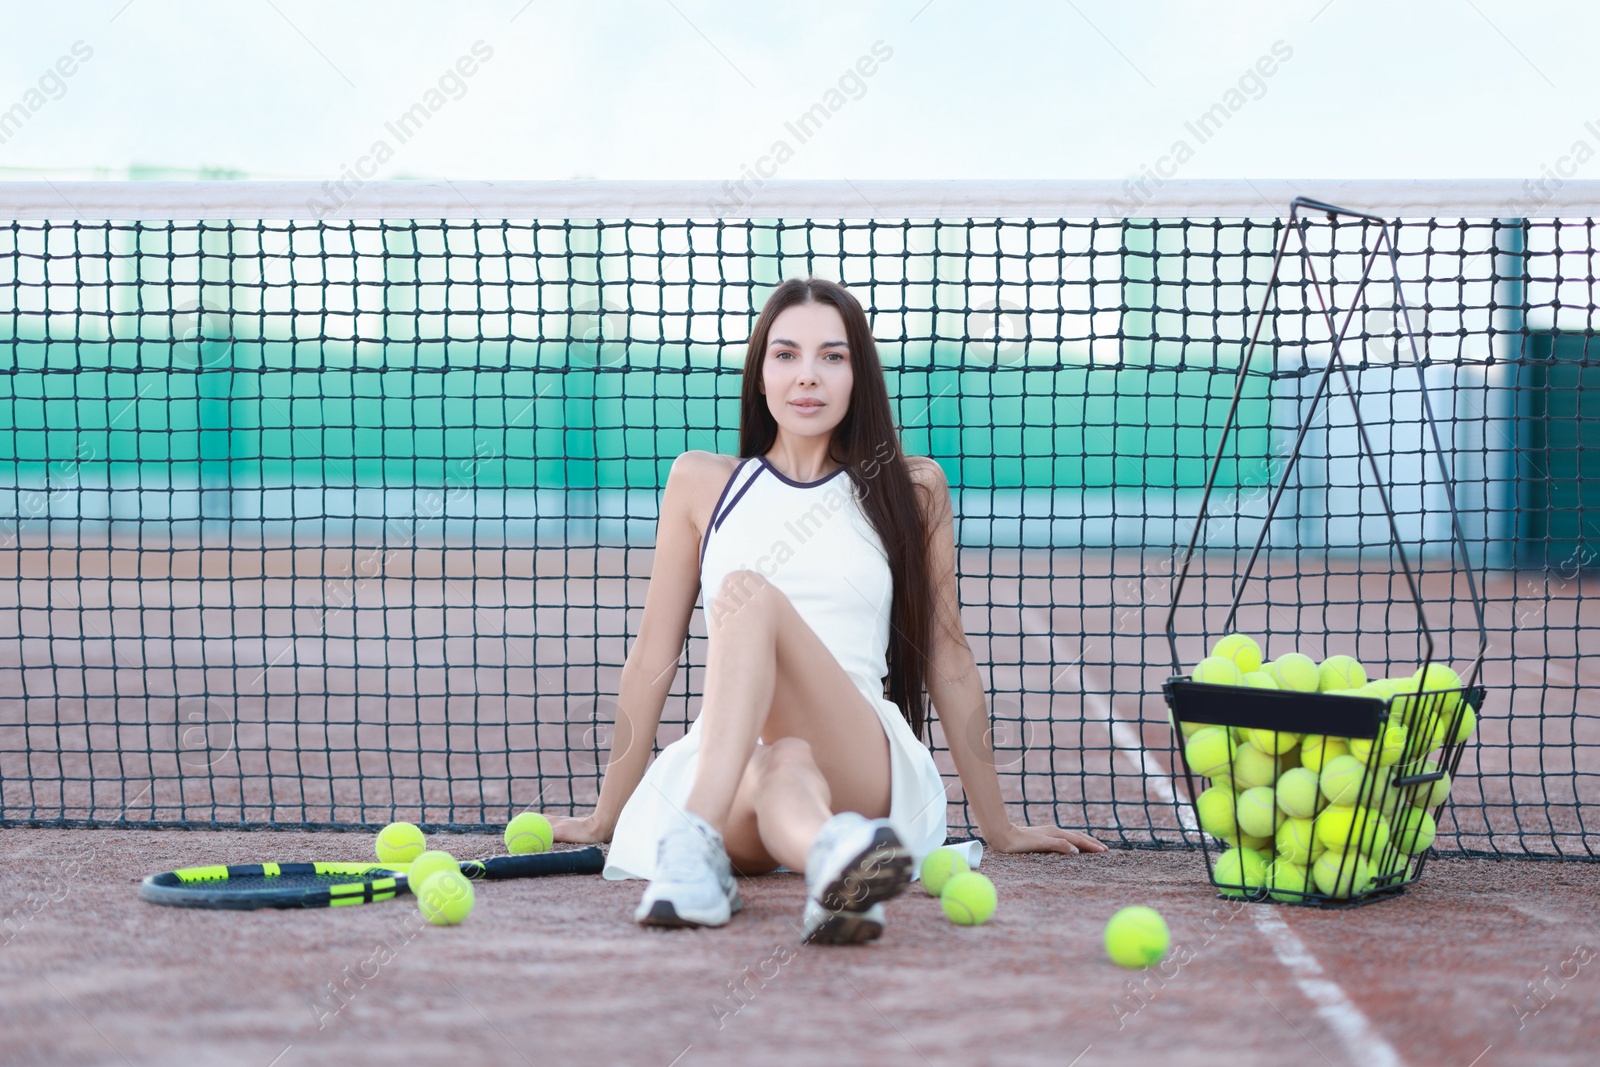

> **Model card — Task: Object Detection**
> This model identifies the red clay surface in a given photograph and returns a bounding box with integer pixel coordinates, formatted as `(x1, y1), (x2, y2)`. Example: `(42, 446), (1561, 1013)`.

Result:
(2, 828), (1594, 1066)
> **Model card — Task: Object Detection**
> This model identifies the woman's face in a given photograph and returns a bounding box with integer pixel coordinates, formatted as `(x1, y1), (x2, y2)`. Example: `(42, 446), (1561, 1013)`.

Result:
(761, 301), (854, 443)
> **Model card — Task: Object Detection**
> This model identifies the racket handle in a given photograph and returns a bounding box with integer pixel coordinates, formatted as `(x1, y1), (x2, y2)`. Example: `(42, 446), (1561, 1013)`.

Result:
(460, 846), (605, 880)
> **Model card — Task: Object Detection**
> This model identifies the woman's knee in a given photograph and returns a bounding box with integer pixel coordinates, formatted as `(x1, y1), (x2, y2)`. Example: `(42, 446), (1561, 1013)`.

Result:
(755, 737), (830, 802)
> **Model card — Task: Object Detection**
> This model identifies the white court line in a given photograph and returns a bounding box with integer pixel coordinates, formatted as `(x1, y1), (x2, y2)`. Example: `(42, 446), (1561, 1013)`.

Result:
(1021, 608), (1406, 1067)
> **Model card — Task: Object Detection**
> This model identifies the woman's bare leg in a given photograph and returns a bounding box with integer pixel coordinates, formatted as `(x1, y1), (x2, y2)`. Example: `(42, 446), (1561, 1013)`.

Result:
(684, 569), (892, 855)
(720, 738), (835, 874)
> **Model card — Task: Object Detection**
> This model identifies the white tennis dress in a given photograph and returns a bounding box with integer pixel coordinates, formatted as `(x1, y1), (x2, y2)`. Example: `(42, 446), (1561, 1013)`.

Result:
(602, 455), (952, 881)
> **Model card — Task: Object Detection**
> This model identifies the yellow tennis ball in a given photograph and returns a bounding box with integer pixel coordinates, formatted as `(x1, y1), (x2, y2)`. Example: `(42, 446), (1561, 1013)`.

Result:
(1104, 906), (1170, 968)
(417, 869), (475, 925)
(1356, 679), (1404, 717)
(940, 871), (997, 926)
(1194, 785), (1239, 840)
(1273, 653), (1320, 693)
(1402, 759), (1453, 810)
(1231, 742), (1279, 790)
(1184, 726), (1235, 778)
(1266, 860), (1314, 901)
(1193, 655), (1245, 686)
(1211, 847), (1268, 898)
(1317, 655), (1367, 692)
(1392, 808), (1437, 855)
(1312, 850), (1374, 899)
(1299, 734), (1350, 772)
(1315, 805), (1389, 857)
(375, 821), (426, 864)
(1318, 755), (1369, 806)
(505, 812), (553, 855)
(1244, 726), (1302, 755)
(1349, 723), (1408, 768)
(1236, 786), (1285, 838)
(919, 848), (970, 896)
(1274, 816), (1321, 865)
(1240, 670), (1279, 689)
(1274, 766), (1323, 818)
(1220, 831), (1274, 852)
(1444, 704), (1477, 746)
(405, 849), (459, 891)
(1210, 633), (1263, 674)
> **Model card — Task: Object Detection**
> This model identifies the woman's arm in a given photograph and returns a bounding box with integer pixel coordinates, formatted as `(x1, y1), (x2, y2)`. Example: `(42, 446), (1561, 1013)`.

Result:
(550, 452), (724, 844)
(909, 457), (1107, 855)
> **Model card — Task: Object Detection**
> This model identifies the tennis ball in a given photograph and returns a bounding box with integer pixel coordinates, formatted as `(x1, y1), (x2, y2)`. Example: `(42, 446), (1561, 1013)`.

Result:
(1211, 847), (1269, 898)
(1184, 726), (1236, 778)
(1170, 710), (1207, 739)
(1404, 759), (1452, 810)
(1358, 678), (1404, 716)
(1412, 662), (1463, 702)
(1194, 785), (1239, 840)
(417, 869), (475, 925)
(940, 871), (997, 926)
(919, 847), (970, 896)
(1240, 670), (1279, 689)
(1349, 723), (1408, 768)
(1318, 655), (1367, 692)
(1231, 742), (1279, 790)
(375, 821), (427, 864)
(1274, 767), (1322, 818)
(1266, 860), (1314, 901)
(1274, 816), (1321, 865)
(1299, 734), (1350, 772)
(1312, 850), (1375, 899)
(1104, 906), (1170, 968)
(1444, 704), (1477, 746)
(1244, 726), (1302, 755)
(1236, 786), (1285, 838)
(405, 849), (459, 892)
(1396, 666), (1462, 728)
(1373, 849), (1411, 883)
(1315, 805), (1389, 857)
(1274, 653), (1320, 693)
(1392, 808), (1437, 855)
(1193, 655), (1245, 687)
(1210, 634), (1263, 674)
(1318, 755), (1369, 806)
(505, 811), (553, 855)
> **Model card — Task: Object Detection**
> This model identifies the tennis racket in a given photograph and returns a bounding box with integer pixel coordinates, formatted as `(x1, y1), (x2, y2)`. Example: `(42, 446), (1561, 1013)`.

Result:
(139, 846), (605, 910)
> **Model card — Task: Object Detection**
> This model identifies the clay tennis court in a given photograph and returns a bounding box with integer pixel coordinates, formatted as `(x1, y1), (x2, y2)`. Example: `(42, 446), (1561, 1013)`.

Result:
(2, 545), (1596, 1065)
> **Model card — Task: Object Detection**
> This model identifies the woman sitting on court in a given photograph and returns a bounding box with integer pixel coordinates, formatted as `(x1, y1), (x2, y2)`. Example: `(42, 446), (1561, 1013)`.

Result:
(550, 277), (1104, 944)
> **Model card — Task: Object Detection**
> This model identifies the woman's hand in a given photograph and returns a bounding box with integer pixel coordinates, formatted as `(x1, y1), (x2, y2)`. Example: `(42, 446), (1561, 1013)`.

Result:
(985, 822), (1107, 855)
(549, 813), (613, 846)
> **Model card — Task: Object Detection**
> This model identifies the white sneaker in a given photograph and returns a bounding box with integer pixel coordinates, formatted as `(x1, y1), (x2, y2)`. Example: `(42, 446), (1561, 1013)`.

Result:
(801, 812), (912, 944)
(634, 813), (743, 928)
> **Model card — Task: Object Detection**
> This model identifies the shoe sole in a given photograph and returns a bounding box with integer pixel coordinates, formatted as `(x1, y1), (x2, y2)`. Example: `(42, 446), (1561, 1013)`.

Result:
(635, 893), (743, 929)
(804, 910), (885, 945)
(815, 826), (913, 913)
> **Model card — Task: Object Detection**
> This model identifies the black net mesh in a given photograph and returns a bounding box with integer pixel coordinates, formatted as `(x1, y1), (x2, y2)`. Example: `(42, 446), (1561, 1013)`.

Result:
(0, 207), (1594, 859)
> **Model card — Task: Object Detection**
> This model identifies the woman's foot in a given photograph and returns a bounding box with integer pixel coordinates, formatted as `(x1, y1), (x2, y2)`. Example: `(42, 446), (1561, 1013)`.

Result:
(634, 813), (743, 928)
(801, 812), (912, 943)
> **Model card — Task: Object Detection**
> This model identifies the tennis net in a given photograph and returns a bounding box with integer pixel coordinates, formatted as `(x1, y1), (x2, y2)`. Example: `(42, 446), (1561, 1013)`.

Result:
(0, 180), (1595, 858)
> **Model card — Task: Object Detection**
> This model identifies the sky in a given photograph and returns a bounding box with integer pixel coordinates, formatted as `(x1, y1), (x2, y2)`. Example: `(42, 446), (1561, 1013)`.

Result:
(0, 0), (1597, 184)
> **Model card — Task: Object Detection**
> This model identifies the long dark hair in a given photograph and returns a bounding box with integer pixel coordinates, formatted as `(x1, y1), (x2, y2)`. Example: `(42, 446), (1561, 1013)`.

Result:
(739, 278), (937, 742)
